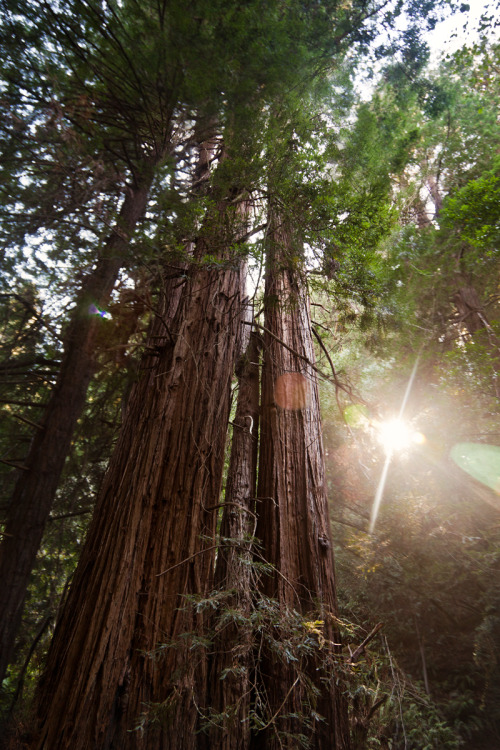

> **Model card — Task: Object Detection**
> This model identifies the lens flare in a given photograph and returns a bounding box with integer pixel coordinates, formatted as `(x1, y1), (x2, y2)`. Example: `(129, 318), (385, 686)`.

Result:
(88, 303), (112, 320)
(274, 372), (310, 410)
(451, 442), (500, 494)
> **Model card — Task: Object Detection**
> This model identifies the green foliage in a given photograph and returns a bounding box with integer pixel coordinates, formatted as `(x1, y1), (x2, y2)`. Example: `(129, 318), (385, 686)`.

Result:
(0, 287), (60, 501)
(141, 585), (337, 746)
(1, 0), (493, 744)
(315, 43), (500, 739)
(139, 546), (470, 749)
(441, 159), (500, 248)
(321, 333), (500, 747)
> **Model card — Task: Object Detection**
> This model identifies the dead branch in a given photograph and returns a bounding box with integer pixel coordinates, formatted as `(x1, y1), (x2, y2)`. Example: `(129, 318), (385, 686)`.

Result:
(349, 622), (384, 664)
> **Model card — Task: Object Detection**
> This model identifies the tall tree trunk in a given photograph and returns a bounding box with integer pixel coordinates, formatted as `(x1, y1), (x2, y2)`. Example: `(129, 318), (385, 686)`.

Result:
(254, 212), (350, 749)
(426, 174), (443, 218)
(31, 185), (247, 750)
(0, 167), (155, 690)
(208, 324), (261, 750)
(453, 280), (500, 395)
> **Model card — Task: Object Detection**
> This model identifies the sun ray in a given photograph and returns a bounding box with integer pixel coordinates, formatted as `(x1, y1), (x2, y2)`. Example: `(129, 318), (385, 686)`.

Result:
(369, 452), (392, 534)
(369, 356), (420, 534)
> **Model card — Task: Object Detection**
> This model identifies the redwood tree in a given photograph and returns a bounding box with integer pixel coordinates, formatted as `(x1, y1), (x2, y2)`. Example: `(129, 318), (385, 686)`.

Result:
(208, 325), (261, 749)
(0, 165), (156, 690)
(31, 160), (249, 749)
(0, 0), (229, 687)
(0, 0), (451, 745)
(255, 210), (350, 749)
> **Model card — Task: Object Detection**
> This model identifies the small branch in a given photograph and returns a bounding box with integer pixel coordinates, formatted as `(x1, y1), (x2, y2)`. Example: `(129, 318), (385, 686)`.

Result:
(0, 357), (59, 373)
(331, 516), (369, 534)
(349, 622), (384, 664)
(204, 501), (257, 520)
(0, 459), (30, 471)
(311, 318), (331, 333)
(414, 614), (431, 696)
(0, 399), (48, 408)
(48, 508), (93, 522)
(246, 320), (357, 400)
(156, 541), (267, 578)
(0, 293), (63, 342)
(9, 614), (53, 715)
(156, 545), (220, 577)
(260, 676), (300, 731)
(312, 324), (341, 384)
(367, 696), (388, 722)
(12, 413), (45, 431)
(236, 222), (268, 243)
(312, 325), (360, 422)
(156, 541), (300, 603)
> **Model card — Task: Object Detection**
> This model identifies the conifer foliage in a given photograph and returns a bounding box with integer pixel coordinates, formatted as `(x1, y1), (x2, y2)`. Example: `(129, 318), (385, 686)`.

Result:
(0, 0), (452, 748)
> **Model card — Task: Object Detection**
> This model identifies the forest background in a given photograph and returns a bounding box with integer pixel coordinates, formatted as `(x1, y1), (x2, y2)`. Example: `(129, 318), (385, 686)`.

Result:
(0, 0), (499, 748)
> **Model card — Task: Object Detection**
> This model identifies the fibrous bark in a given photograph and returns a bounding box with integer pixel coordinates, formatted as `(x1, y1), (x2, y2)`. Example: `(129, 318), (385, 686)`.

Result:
(208, 324), (261, 749)
(254, 211), (350, 749)
(31, 180), (247, 750)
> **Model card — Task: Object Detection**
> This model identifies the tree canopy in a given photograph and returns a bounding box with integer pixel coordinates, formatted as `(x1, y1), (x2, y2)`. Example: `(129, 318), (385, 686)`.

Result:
(1, 1), (500, 748)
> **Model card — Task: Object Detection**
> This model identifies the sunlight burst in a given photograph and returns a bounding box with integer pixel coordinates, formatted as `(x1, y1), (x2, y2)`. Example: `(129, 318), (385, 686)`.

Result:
(370, 356), (422, 533)
(378, 418), (412, 454)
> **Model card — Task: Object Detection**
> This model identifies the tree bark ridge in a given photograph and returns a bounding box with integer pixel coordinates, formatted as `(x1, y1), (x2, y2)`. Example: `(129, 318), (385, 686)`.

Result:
(254, 210), (350, 749)
(32, 183), (247, 750)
